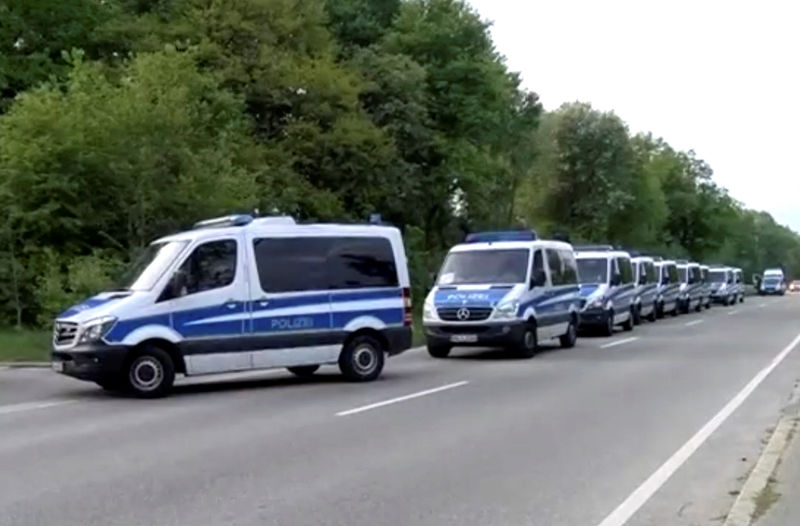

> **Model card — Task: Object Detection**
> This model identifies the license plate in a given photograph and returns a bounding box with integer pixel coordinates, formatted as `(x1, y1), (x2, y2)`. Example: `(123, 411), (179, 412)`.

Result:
(52, 361), (64, 373)
(450, 334), (478, 343)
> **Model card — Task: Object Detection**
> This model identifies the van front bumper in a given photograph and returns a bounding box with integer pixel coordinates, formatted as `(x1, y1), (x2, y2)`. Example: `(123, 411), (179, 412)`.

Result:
(424, 322), (525, 348)
(52, 342), (129, 382)
(578, 308), (609, 327)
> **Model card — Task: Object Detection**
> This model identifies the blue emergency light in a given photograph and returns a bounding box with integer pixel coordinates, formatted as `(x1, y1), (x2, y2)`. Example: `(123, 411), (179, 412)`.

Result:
(193, 214), (254, 229)
(465, 229), (538, 243)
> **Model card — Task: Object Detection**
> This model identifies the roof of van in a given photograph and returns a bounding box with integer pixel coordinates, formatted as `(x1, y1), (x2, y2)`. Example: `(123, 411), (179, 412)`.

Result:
(631, 255), (655, 262)
(575, 250), (631, 259)
(153, 216), (402, 244)
(449, 239), (573, 253)
(654, 259), (677, 266)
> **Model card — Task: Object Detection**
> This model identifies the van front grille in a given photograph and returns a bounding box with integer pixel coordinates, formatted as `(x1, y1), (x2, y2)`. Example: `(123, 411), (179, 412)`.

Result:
(437, 307), (493, 322)
(54, 322), (78, 346)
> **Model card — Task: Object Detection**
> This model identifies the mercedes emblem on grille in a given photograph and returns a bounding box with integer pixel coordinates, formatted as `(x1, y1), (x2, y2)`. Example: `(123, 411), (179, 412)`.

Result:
(456, 307), (470, 321)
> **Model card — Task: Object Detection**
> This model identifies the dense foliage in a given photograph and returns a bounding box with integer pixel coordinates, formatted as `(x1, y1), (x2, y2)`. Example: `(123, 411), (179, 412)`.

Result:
(1, 0), (798, 327)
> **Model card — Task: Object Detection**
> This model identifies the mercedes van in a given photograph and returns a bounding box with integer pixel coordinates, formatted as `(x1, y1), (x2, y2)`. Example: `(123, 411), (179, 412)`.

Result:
(575, 246), (637, 336)
(52, 215), (413, 396)
(423, 231), (582, 358)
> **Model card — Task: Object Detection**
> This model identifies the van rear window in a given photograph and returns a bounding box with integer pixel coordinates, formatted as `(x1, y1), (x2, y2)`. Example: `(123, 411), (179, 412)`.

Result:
(252, 237), (398, 293)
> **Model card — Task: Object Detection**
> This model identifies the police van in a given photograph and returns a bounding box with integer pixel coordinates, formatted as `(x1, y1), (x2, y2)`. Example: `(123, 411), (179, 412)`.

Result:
(631, 255), (658, 323)
(731, 267), (745, 303)
(423, 231), (581, 358)
(575, 246), (637, 336)
(653, 258), (681, 317)
(759, 268), (786, 296)
(699, 264), (712, 309)
(51, 215), (413, 397)
(676, 261), (704, 313)
(708, 266), (735, 305)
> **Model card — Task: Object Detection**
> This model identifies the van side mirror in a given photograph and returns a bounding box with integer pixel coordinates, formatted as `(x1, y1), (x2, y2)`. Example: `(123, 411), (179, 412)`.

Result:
(610, 273), (622, 286)
(639, 275), (647, 285)
(662, 276), (670, 285)
(530, 269), (547, 288)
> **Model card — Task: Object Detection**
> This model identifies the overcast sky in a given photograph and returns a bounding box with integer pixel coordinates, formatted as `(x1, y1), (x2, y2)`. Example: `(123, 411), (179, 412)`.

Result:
(468, 0), (799, 233)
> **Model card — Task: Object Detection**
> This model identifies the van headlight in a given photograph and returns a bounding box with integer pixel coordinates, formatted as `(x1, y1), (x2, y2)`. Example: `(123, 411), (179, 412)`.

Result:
(423, 298), (437, 322)
(585, 297), (604, 310)
(79, 316), (117, 343)
(493, 300), (519, 319)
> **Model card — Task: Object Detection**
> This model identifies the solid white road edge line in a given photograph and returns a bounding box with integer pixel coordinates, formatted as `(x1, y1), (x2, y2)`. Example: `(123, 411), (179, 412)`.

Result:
(759, 303), (767, 308)
(594, 331), (800, 526)
(336, 380), (469, 417)
(685, 320), (704, 327)
(0, 399), (77, 416)
(600, 337), (639, 349)
(728, 310), (740, 316)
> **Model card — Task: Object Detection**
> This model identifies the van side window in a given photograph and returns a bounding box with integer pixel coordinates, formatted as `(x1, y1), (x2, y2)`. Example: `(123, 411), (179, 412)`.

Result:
(172, 239), (237, 297)
(531, 249), (546, 286)
(546, 249), (563, 285)
(668, 264), (678, 283)
(618, 257), (633, 284)
(253, 237), (332, 293)
(646, 262), (657, 283)
(560, 250), (579, 284)
(328, 237), (398, 289)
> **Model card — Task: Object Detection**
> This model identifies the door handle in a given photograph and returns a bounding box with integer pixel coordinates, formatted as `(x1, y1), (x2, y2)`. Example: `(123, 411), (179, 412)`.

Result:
(225, 300), (239, 309)
(258, 300), (269, 308)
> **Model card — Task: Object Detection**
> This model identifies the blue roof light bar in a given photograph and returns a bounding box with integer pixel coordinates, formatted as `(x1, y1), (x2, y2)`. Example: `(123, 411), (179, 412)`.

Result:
(465, 229), (538, 243)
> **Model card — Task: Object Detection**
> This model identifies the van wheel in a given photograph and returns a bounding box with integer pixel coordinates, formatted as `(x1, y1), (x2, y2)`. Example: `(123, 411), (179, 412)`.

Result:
(515, 322), (538, 358)
(601, 310), (615, 336)
(740, 295), (745, 303)
(123, 346), (175, 398)
(287, 365), (320, 377)
(560, 317), (577, 349)
(695, 300), (702, 312)
(646, 306), (657, 322)
(632, 305), (642, 325)
(655, 302), (665, 319)
(427, 345), (451, 358)
(339, 335), (384, 382)
(621, 310), (634, 332)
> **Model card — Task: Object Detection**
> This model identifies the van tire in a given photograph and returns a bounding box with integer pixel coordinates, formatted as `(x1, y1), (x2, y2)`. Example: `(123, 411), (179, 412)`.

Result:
(560, 316), (578, 348)
(96, 378), (122, 392)
(516, 322), (538, 358)
(123, 346), (175, 398)
(632, 305), (642, 325)
(427, 345), (451, 358)
(287, 365), (320, 377)
(339, 335), (384, 382)
(601, 310), (615, 336)
(655, 301), (665, 319)
(740, 295), (745, 303)
(646, 306), (657, 322)
(621, 310), (634, 332)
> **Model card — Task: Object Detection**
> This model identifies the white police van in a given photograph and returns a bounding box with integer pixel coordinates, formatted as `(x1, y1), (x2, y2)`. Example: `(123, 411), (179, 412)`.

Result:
(760, 268), (786, 296)
(423, 231), (581, 358)
(631, 254), (658, 323)
(708, 266), (736, 305)
(699, 264), (712, 309)
(575, 246), (637, 336)
(51, 215), (413, 397)
(731, 267), (745, 303)
(676, 261), (704, 313)
(654, 258), (681, 317)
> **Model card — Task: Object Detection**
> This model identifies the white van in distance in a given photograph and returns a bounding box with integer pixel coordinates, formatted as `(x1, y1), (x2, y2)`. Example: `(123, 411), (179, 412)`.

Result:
(423, 230), (582, 358)
(51, 215), (413, 397)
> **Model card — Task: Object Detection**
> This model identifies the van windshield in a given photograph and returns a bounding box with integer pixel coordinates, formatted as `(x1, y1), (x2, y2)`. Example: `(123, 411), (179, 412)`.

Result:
(709, 270), (727, 283)
(117, 241), (189, 291)
(438, 249), (529, 286)
(577, 258), (608, 284)
(678, 267), (688, 282)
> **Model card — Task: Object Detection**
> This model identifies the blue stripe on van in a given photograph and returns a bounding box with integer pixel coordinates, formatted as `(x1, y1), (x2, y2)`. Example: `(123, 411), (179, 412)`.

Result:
(332, 307), (404, 328)
(105, 314), (171, 343)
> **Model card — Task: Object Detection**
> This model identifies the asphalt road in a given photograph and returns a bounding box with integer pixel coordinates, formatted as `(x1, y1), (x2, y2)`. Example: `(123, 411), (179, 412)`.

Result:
(2, 296), (800, 526)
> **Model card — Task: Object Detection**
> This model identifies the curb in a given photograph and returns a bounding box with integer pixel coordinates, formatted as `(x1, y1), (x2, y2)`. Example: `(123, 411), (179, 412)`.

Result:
(724, 383), (800, 526)
(0, 362), (50, 369)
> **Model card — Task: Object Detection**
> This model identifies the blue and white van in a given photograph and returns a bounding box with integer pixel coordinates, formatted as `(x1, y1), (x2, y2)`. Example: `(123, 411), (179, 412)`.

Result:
(676, 261), (704, 313)
(731, 267), (745, 303)
(708, 266), (735, 305)
(423, 231), (582, 358)
(699, 265), (712, 309)
(759, 268), (785, 296)
(51, 215), (413, 397)
(575, 246), (637, 336)
(631, 255), (658, 323)
(654, 258), (681, 317)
